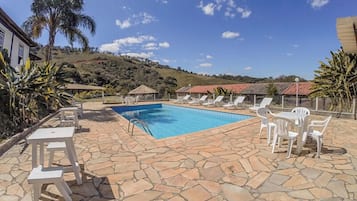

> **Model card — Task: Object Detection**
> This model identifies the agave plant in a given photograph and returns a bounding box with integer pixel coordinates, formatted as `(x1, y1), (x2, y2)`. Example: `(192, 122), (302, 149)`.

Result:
(310, 48), (357, 115)
(0, 51), (71, 137)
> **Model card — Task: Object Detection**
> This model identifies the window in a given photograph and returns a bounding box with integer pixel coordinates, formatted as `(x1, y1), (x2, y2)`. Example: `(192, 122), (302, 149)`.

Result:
(0, 29), (4, 50)
(18, 44), (24, 65)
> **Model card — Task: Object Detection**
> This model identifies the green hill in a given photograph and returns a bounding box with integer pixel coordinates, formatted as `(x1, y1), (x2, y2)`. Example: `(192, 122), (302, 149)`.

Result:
(33, 47), (303, 98)
(33, 47), (239, 97)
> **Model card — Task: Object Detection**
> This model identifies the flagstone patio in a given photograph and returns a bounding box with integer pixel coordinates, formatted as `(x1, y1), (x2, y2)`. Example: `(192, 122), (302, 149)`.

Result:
(1, 101), (357, 201)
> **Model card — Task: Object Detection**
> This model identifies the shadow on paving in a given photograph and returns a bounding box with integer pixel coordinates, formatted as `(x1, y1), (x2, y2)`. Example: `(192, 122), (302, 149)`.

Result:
(83, 109), (119, 122)
(41, 164), (116, 200)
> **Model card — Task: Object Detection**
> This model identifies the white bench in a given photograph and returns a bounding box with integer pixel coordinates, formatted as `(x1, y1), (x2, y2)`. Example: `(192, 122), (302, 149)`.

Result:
(27, 166), (72, 201)
(47, 142), (67, 167)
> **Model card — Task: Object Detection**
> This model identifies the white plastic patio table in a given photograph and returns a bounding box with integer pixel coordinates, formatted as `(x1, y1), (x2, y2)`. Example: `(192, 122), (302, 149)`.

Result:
(59, 107), (79, 128)
(27, 127), (82, 184)
(275, 112), (305, 155)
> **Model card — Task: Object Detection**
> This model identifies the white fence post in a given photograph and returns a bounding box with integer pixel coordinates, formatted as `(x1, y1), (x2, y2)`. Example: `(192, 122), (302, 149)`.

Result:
(281, 95), (284, 110)
(253, 95), (256, 106)
(315, 97), (319, 111)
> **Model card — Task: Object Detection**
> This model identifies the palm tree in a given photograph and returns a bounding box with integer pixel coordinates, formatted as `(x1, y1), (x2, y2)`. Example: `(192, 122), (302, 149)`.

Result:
(22, 0), (96, 62)
(310, 48), (357, 115)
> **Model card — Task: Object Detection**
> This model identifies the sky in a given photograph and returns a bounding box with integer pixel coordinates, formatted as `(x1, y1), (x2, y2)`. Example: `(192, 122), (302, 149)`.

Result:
(1, 0), (357, 80)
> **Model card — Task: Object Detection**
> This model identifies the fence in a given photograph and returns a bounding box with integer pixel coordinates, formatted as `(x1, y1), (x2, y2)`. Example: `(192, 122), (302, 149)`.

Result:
(178, 94), (357, 119)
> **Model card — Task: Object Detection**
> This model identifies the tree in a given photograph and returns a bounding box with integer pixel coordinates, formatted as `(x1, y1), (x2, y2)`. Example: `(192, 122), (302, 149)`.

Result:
(266, 82), (278, 97)
(310, 48), (357, 115)
(23, 0), (96, 62)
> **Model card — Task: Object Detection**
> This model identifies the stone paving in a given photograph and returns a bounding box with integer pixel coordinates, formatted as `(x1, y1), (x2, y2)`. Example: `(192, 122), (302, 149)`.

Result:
(1, 101), (357, 201)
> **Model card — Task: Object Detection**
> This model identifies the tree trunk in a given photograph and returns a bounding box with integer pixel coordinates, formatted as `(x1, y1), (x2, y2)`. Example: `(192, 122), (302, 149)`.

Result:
(46, 29), (56, 62)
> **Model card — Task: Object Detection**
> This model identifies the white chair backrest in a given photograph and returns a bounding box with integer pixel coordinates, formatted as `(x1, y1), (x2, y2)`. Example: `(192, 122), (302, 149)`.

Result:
(320, 115), (332, 135)
(233, 96), (245, 105)
(183, 94), (190, 100)
(200, 95), (208, 101)
(260, 97), (273, 107)
(292, 107), (310, 116)
(214, 95), (224, 103)
(256, 107), (269, 125)
(273, 116), (295, 137)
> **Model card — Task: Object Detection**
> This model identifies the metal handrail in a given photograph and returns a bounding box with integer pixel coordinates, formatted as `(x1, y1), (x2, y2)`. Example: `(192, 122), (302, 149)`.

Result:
(128, 118), (153, 136)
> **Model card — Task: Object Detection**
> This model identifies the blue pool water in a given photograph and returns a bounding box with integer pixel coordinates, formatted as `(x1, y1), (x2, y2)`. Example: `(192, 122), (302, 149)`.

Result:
(112, 104), (252, 139)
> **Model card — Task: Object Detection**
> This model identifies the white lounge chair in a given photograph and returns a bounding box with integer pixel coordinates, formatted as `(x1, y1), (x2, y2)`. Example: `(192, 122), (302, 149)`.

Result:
(223, 96), (245, 109)
(249, 97), (273, 111)
(174, 94), (190, 104)
(188, 95), (208, 105)
(202, 95), (224, 107)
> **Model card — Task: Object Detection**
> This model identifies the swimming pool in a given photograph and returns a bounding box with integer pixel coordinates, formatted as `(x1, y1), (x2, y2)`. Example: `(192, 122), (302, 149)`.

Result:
(112, 104), (252, 139)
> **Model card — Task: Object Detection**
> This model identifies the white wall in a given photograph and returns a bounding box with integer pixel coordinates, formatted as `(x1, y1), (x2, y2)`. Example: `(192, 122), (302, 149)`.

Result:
(0, 23), (31, 69)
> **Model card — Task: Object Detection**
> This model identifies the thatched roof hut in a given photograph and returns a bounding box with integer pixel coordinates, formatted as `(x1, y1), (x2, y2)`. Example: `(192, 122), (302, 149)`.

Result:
(128, 85), (157, 95)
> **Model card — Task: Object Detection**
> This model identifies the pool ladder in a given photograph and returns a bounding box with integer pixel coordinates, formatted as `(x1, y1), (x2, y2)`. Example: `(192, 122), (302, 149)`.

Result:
(128, 118), (153, 136)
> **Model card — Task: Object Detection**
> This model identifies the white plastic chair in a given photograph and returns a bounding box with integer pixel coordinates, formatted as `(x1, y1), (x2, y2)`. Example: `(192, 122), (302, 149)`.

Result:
(256, 107), (276, 145)
(271, 116), (299, 158)
(292, 107), (310, 116)
(303, 115), (332, 158)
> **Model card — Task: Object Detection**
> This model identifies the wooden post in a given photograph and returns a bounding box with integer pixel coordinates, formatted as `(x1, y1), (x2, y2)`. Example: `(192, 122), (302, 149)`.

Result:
(253, 95), (256, 106)
(315, 97), (319, 111)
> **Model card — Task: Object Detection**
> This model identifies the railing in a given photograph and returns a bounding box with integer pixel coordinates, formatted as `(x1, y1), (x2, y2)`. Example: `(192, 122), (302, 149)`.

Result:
(127, 118), (153, 136)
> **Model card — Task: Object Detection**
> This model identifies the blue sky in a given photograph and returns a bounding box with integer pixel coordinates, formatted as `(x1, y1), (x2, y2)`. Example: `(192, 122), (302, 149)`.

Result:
(1, 0), (356, 80)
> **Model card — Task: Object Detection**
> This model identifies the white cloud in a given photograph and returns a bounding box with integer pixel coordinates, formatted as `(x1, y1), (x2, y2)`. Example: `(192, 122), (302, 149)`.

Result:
(99, 35), (155, 53)
(285, 52), (293, 56)
(143, 42), (158, 50)
(199, 63), (213, 67)
(200, 2), (215, 15)
(244, 66), (252, 71)
(122, 52), (154, 59)
(309, 0), (329, 8)
(162, 59), (171, 63)
(206, 55), (213, 59)
(98, 43), (119, 53)
(115, 19), (131, 29)
(159, 42), (170, 48)
(140, 12), (156, 24)
(292, 44), (300, 48)
(156, 0), (168, 4)
(222, 31), (240, 39)
(199, 1), (252, 19)
(115, 12), (156, 29)
(237, 7), (252, 18)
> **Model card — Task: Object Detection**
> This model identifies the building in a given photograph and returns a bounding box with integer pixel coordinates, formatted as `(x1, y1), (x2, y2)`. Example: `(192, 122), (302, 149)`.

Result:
(0, 7), (37, 68)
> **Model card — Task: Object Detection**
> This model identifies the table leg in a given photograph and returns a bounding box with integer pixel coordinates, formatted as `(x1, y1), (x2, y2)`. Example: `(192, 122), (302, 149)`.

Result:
(296, 127), (303, 154)
(31, 143), (37, 168)
(65, 140), (82, 184)
(39, 143), (44, 166)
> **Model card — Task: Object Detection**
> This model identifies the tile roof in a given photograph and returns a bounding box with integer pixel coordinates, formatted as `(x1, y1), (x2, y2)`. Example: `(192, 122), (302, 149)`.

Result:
(175, 86), (191, 93)
(240, 82), (291, 95)
(282, 82), (312, 96)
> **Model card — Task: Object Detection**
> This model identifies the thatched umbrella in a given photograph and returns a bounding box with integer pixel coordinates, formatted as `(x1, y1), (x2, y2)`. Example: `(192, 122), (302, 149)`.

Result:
(128, 85), (158, 100)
